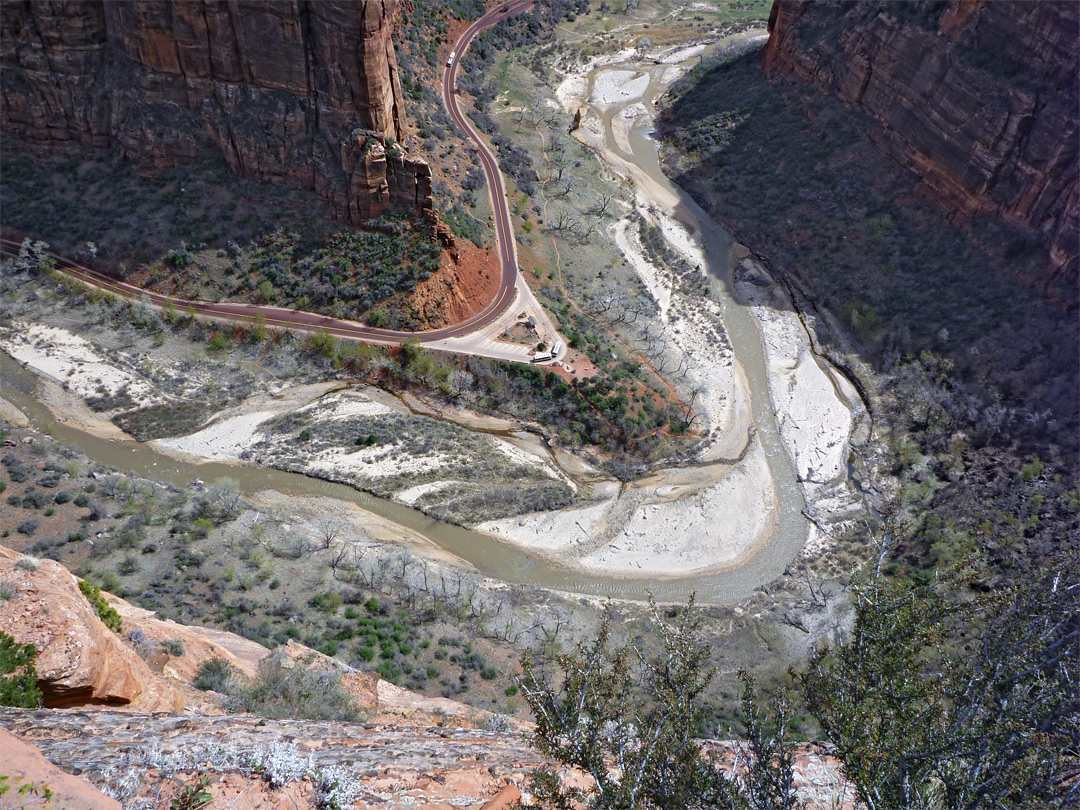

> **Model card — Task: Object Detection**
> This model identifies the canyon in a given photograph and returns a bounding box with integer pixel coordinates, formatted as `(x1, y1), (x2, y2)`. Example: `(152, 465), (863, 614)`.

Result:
(762, 0), (1079, 280)
(1, 0), (433, 225)
(3, 1), (1075, 807)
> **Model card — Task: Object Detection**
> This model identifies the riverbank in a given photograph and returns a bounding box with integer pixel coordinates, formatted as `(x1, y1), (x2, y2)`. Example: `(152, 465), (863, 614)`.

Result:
(549, 30), (867, 563)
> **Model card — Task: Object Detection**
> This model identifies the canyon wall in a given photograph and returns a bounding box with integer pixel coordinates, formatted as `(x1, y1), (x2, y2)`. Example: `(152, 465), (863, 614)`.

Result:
(762, 0), (1079, 279)
(0, 0), (432, 224)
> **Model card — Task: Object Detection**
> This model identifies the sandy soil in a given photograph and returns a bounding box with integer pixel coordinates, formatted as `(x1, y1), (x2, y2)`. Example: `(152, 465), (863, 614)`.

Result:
(612, 102), (648, 155)
(247, 489), (477, 571)
(396, 480), (465, 506)
(38, 377), (133, 441)
(590, 69), (651, 110)
(732, 254), (867, 550)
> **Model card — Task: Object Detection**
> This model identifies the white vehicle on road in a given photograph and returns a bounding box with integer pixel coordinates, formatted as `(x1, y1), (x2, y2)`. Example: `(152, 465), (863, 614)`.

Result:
(446, 51), (456, 67)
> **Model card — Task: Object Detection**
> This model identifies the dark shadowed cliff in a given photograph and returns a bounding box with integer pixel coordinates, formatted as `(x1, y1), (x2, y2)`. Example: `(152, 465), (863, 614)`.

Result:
(762, 0), (1079, 279)
(0, 0), (432, 224)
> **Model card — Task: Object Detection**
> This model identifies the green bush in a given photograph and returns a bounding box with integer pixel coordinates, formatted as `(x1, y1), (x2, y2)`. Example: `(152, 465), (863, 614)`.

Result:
(0, 631), (41, 707)
(193, 658), (234, 692)
(161, 638), (185, 657)
(77, 579), (123, 633)
(225, 652), (363, 722)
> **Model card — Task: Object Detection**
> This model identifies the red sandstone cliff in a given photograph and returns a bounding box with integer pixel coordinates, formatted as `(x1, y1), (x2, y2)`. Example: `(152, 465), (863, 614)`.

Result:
(0, 0), (432, 224)
(762, 0), (1079, 278)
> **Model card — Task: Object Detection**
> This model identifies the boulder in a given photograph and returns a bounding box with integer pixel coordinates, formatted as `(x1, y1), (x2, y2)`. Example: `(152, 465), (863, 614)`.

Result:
(0, 545), (183, 711)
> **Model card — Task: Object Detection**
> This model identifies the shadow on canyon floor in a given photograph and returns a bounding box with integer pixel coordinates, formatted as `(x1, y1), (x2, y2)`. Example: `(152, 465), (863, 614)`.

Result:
(660, 52), (1079, 464)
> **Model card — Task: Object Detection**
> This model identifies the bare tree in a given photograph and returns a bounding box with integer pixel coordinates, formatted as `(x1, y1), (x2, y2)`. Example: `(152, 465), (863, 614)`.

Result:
(316, 520), (338, 551)
(208, 478), (243, 520)
(593, 191), (617, 217)
(329, 542), (355, 578)
(549, 210), (579, 233)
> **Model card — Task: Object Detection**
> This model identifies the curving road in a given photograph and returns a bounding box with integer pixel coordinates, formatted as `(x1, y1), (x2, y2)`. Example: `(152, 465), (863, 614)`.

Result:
(1, 1), (565, 365)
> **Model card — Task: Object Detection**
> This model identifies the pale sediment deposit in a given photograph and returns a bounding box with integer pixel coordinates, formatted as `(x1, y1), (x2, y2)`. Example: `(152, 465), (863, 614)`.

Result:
(0, 322), (157, 406)
(1, 322), (155, 439)
(732, 253), (868, 553)
(153, 383), (378, 463)
(480, 441), (778, 577)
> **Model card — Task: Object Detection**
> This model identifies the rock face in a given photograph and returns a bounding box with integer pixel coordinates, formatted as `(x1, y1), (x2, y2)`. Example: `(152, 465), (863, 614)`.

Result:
(0, 0), (432, 224)
(762, 0), (1079, 279)
(0, 546), (185, 712)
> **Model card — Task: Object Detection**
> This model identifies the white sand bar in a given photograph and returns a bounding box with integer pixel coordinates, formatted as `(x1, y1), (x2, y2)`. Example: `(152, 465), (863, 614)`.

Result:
(591, 69), (651, 110)
(1, 322), (157, 405)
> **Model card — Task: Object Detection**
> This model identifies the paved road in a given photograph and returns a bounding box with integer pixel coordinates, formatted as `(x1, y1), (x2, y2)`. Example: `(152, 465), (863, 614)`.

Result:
(1, 1), (566, 366)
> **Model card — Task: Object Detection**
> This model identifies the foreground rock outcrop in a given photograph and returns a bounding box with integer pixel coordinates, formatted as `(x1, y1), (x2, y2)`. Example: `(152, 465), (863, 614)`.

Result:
(0, 543), (852, 808)
(0, 546), (185, 712)
(762, 0), (1079, 279)
(0, 0), (432, 224)
(0, 709), (853, 810)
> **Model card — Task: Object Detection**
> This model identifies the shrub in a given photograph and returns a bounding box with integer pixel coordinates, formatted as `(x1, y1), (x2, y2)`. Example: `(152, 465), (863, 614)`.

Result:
(20, 490), (49, 509)
(15, 556), (39, 572)
(481, 713), (512, 733)
(309, 592), (344, 614)
(78, 579), (123, 632)
(193, 658), (234, 692)
(208, 332), (230, 352)
(129, 628), (156, 659)
(164, 246), (193, 268)
(16, 518), (38, 536)
(0, 631), (40, 707)
(161, 638), (185, 657)
(225, 652), (364, 722)
(2, 454), (29, 483)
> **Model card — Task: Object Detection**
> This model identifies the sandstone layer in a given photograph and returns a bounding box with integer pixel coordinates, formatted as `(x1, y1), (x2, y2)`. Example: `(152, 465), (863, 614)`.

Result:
(1, 0), (432, 224)
(762, 0), (1079, 279)
(0, 545), (185, 712)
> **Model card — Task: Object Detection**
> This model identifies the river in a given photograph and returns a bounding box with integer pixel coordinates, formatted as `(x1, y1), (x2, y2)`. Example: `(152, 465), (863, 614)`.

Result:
(1, 39), (834, 604)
